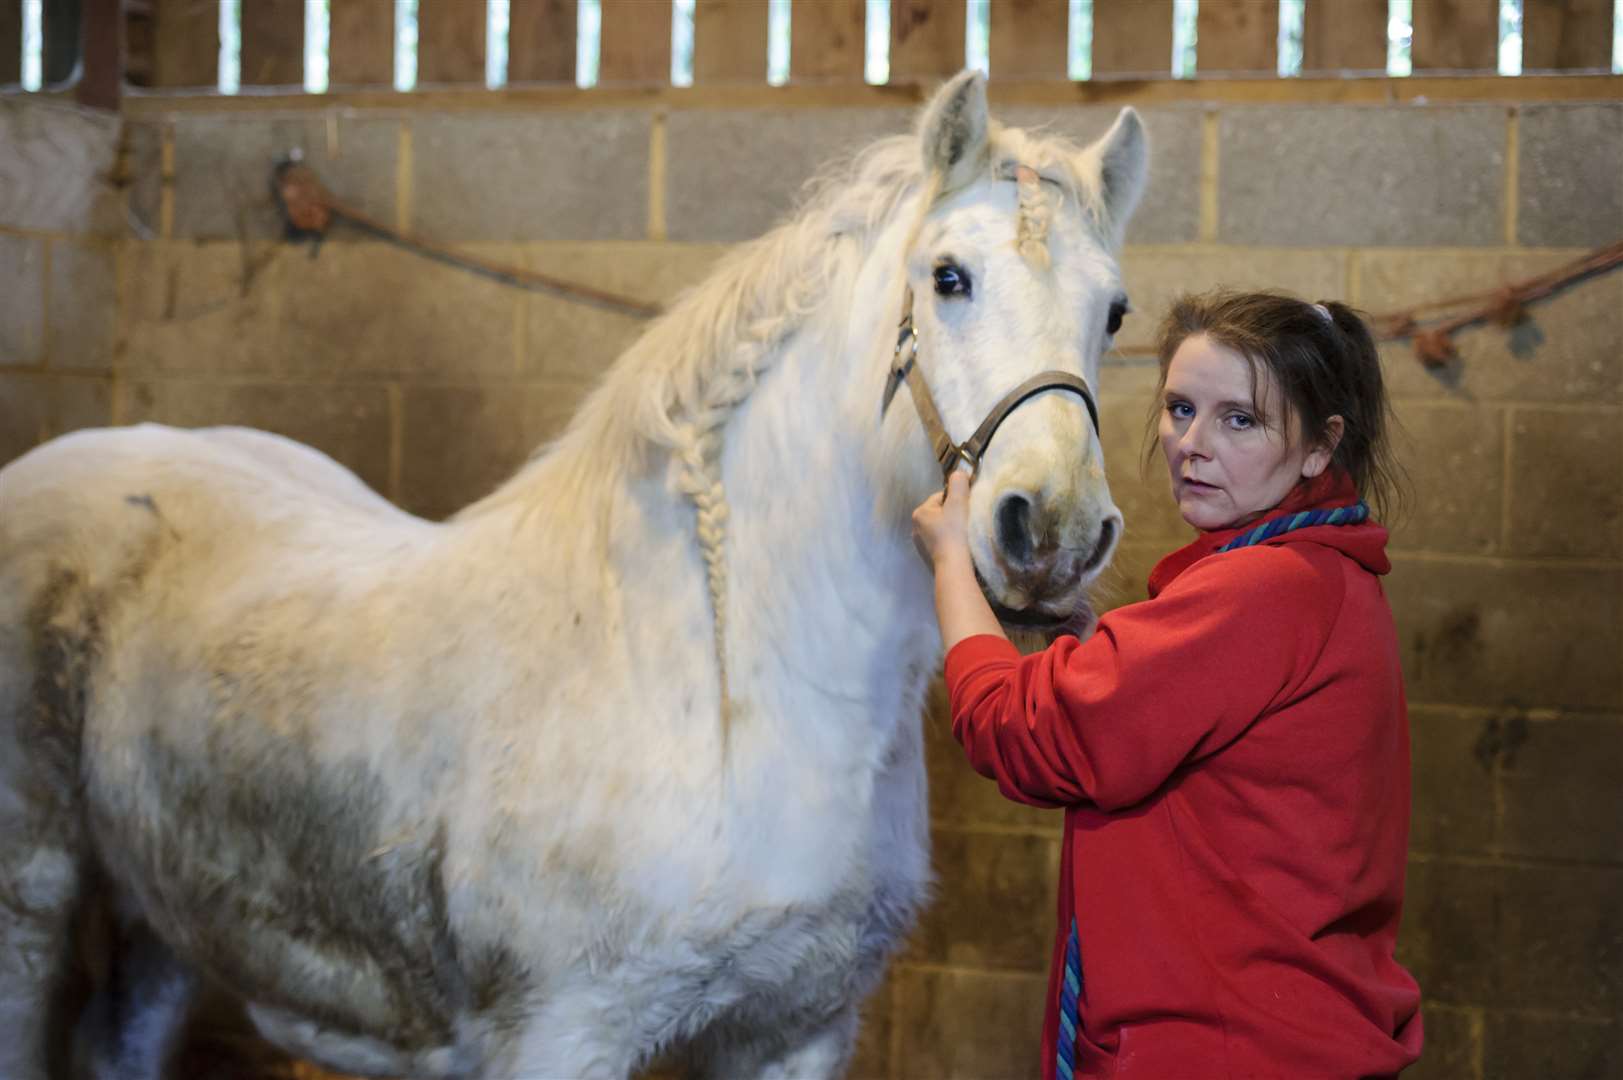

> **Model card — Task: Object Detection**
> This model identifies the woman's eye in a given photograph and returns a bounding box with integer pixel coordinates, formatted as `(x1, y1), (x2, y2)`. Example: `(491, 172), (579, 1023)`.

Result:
(1226, 413), (1254, 430)
(1167, 402), (1193, 419)
(933, 263), (972, 298)
(1106, 300), (1127, 336)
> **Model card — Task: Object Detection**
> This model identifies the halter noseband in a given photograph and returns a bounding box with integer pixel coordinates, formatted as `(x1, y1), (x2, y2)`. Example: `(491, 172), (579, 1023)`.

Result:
(880, 283), (1102, 487)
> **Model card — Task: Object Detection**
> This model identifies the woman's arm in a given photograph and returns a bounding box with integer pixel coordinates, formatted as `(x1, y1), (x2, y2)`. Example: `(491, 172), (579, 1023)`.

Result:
(912, 471), (1007, 651)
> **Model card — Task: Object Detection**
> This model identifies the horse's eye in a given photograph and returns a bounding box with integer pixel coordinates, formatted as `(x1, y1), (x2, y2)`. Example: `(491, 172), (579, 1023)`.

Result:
(1106, 300), (1127, 336)
(933, 263), (972, 298)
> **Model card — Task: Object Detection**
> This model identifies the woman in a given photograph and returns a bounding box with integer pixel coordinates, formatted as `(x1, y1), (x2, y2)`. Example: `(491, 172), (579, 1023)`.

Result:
(913, 291), (1422, 1079)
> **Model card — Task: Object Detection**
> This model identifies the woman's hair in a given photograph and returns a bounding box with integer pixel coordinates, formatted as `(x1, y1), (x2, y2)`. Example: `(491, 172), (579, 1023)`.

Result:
(1145, 289), (1407, 522)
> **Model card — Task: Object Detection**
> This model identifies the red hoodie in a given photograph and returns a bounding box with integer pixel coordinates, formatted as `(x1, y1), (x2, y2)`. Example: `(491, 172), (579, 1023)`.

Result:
(945, 474), (1422, 1079)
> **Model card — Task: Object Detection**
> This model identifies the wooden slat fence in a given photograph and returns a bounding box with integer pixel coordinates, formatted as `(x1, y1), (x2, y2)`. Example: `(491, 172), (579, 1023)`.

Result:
(5, 0), (1619, 98)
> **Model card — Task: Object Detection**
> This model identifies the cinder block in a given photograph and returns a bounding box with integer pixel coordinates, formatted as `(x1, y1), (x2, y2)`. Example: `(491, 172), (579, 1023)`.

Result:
(999, 106), (1204, 246)
(0, 373), (113, 467)
(1497, 863), (1623, 1017)
(1361, 250), (1623, 406)
(1116, 247), (1349, 355)
(122, 241), (522, 380)
(0, 233), (44, 367)
(1484, 1011), (1621, 1080)
(398, 381), (594, 520)
(119, 379), (392, 499)
(924, 677), (1062, 835)
(1385, 556), (1622, 711)
(665, 108), (911, 243)
(520, 242), (733, 383)
(1408, 707), (1495, 857)
(1405, 1004), (1478, 1080)
(1395, 857), (1498, 1005)
(46, 240), (116, 371)
(0, 98), (124, 234)
(1098, 359), (1196, 546)
(1388, 402), (1503, 556)
(890, 965), (1048, 1078)
(1517, 104), (1623, 248)
(1218, 106), (1505, 246)
(166, 113), (399, 241)
(906, 829), (1059, 972)
(411, 112), (649, 242)
(1506, 407), (1623, 560)
(1498, 713), (1623, 863)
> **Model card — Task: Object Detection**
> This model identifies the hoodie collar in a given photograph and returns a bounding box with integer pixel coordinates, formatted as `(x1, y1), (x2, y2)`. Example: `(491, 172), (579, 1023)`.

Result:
(1147, 470), (1389, 598)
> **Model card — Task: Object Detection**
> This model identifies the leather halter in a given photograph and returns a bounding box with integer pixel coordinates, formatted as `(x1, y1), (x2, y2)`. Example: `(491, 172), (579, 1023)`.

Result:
(880, 284), (1102, 487)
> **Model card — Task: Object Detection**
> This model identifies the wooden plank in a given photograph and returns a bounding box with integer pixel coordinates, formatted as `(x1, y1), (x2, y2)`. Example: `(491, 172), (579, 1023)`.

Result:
(1093, 0), (1174, 77)
(1410, 0), (1499, 72)
(76, 0), (123, 109)
(890, 0), (967, 83)
(789, 0), (865, 82)
(692, 0), (768, 84)
(989, 0), (1067, 80)
(1522, 0), (1614, 71)
(1301, 0), (1387, 74)
(0, 0), (22, 84)
(240, 0), (304, 87)
(1194, 0), (1276, 75)
(43, 0), (82, 85)
(329, 0), (395, 86)
(150, 0), (218, 87)
(417, 0), (487, 85)
(599, 0), (671, 84)
(509, 0), (577, 83)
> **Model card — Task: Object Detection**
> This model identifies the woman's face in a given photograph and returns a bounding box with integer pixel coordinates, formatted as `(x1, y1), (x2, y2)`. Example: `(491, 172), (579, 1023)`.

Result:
(1158, 334), (1334, 531)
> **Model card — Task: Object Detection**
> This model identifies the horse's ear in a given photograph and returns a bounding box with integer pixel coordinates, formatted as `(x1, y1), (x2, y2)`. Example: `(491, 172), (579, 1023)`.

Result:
(1082, 107), (1149, 246)
(918, 70), (991, 195)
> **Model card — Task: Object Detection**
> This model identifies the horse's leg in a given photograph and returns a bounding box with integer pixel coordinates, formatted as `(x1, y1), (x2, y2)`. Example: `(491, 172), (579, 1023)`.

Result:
(688, 1006), (861, 1080)
(496, 989), (642, 1080)
(72, 923), (198, 1080)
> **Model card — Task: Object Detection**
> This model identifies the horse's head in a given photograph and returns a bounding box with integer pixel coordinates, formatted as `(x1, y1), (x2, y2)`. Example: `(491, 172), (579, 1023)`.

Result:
(880, 71), (1148, 634)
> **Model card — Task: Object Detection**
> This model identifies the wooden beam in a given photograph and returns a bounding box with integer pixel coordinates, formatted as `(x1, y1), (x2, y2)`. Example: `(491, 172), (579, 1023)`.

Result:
(890, 0), (966, 84)
(1301, 0), (1387, 74)
(692, 0), (767, 84)
(1194, 0), (1276, 76)
(417, 0), (487, 85)
(0, 0), (22, 84)
(76, 0), (123, 109)
(1092, 0), (1175, 78)
(1522, 0), (1614, 72)
(329, 0), (394, 87)
(989, 0), (1067, 80)
(1411, 0), (1499, 72)
(150, 0), (217, 88)
(42, 0), (82, 85)
(240, 0), (304, 87)
(790, 0), (865, 82)
(509, 0), (577, 83)
(599, 0), (671, 84)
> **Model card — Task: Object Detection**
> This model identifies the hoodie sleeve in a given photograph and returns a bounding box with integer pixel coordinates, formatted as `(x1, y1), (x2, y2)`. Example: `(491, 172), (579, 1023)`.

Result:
(944, 545), (1344, 810)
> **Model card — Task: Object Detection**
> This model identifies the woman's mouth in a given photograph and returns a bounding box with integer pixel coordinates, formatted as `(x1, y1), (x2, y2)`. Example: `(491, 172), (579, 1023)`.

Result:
(1182, 477), (1219, 493)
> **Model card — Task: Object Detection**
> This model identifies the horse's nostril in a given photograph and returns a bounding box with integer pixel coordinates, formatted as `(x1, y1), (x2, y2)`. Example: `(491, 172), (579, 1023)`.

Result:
(996, 493), (1035, 566)
(1081, 517), (1117, 575)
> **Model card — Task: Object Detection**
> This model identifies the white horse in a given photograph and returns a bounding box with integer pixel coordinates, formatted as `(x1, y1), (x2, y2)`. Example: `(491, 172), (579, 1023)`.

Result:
(0, 72), (1145, 1079)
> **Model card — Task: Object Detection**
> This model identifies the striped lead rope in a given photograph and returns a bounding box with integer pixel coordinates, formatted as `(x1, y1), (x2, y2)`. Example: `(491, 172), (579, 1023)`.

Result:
(1216, 501), (1370, 553)
(1056, 918), (1082, 1080)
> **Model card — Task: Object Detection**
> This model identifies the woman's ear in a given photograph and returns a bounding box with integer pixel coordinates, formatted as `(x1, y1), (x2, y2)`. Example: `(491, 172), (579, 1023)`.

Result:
(1301, 415), (1345, 478)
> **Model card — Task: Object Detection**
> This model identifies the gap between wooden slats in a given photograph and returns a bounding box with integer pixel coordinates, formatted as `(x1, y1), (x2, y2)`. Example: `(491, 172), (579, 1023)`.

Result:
(329, 0), (394, 87)
(418, 0), (487, 85)
(693, 0), (769, 84)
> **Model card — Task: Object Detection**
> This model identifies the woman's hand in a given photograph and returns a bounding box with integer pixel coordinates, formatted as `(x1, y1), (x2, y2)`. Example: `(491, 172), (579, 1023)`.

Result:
(912, 470), (973, 570)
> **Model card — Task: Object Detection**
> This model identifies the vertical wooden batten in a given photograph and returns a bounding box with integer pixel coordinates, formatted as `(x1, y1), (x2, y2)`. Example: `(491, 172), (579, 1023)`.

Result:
(599, 0), (672, 85)
(77, 0), (124, 109)
(989, 0), (1068, 80)
(329, 0), (394, 87)
(1194, 0), (1277, 76)
(240, 0), (305, 88)
(1521, 0), (1614, 72)
(692, 0), (769, 84)
(1092, 0), (1175, 78)
(1410, 0), (1499, 72)
(1301, 0), (1387, 75)
(890, 0), (967, 84)
(1, 1), (22, 84)
(789, 0), (866, 83)
(508, 0), (577, 84)
(417, 0), (487, 86)
(149, 0), (218, 88)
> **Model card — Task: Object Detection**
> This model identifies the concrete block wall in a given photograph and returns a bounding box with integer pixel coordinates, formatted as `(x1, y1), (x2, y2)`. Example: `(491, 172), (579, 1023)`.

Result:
(2, 88), (1620, 1077)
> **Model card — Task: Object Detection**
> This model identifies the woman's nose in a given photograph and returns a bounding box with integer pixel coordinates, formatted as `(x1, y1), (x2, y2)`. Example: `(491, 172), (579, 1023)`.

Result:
(1179, 419), (1210, 457)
